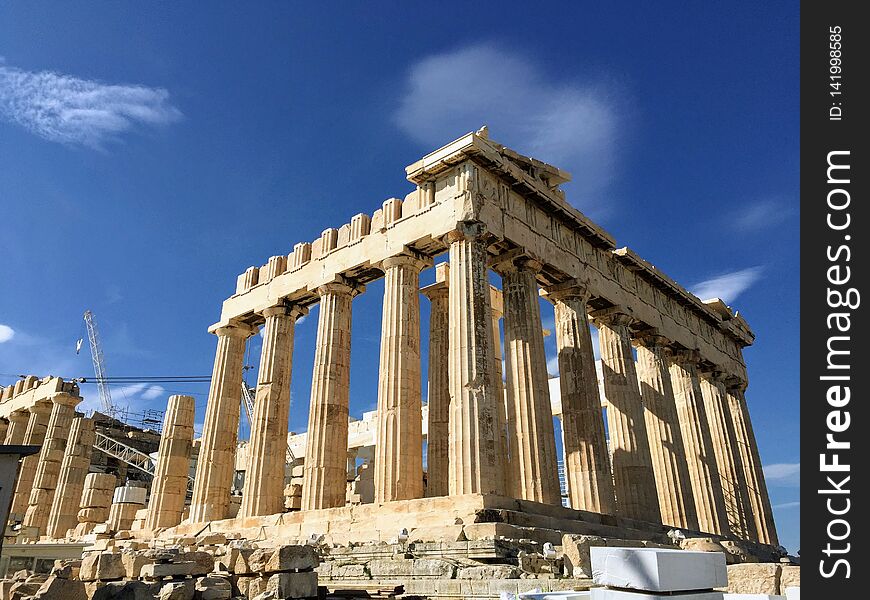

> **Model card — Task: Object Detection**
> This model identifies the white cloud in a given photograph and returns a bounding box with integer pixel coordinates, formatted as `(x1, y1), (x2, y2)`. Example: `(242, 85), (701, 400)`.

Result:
(547, 354), (560, 377)
(394, 44), (623, 212)
(732, 199), (794, 232)
(773, 501), (800, 510)
(763, 462), (800, 487)
(0, 324), (14, 343)
(690, 267), (763, 303)
(141, 385), (165, 401)
(0, 62), (181, 148)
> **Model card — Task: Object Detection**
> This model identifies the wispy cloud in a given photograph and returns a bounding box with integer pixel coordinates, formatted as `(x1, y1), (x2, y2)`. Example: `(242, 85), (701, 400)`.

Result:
(0, 324), (14, 343)
(394, 44), (624, 214)
(763, 462), (800, 487)
(732, 198), (795, 232)
(773, 501), (800, 510)
(690, 266), (763, 303)
(0, 62), (181, 148)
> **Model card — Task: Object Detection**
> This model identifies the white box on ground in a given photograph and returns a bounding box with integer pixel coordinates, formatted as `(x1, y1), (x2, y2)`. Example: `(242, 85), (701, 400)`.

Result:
(518, 592), (591, 600)
(590, 547), (727, 592)
(590, 589), (724, 600)
(784, 588), (799, 600)
(723, 595), (785, 599)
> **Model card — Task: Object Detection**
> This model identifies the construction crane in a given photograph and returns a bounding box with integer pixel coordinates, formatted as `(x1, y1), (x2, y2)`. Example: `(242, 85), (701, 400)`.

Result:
(83, 310), (116, 417)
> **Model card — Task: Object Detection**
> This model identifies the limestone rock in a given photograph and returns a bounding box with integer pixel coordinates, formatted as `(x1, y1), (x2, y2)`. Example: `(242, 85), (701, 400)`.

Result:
(562, 534), (606, 577)
(680, 537), (727, 553)
(79, 552), (125, 582)
(457, 565), (521, 579)
(140, 561), (196, 579)
(266, 571), (318, 599)
(180, 551), (215, 576)
(724, 563), (782, 594)
(368, 558), (455, 579)
(121, 552), (154, 579)
(779, 566), (800, 592)
(265, 545), (318, 572)
(31, 576), (86, 600)
(193, 576), (232, 600)
(159, 581), (194, 600)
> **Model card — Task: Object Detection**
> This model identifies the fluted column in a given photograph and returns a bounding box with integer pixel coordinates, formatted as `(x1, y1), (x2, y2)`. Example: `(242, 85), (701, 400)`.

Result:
(634, 334), (699, 530)
(146, 395), (196, 530)
(374, 254), (429, 503)
(3, 410), (29, 445)
(10, 399), (52, 520)
(446, 224), (504, 496)
(422, 276), (450, 498)
(24, 392), (81, 533)
(497, 255), (560, 504)
(700, 371), (755, 540)
(727, 378), (778, 545)
(240, 304), (306, 518)
(545, 282), (616, 514)
(668, 350), (729, 535)
(189, 321), (256, 523)
(593, 308), (661, 523)
(46, 416), (95, 539)
(302, 280), (360, 510)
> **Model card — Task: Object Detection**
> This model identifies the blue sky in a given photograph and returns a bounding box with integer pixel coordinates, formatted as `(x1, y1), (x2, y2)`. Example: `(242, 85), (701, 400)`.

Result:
(0, 3), (799, 551)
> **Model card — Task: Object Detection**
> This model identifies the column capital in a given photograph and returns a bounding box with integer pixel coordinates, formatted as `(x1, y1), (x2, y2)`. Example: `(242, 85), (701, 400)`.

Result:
(214, 321), (258, 339)
(28, 399), (53, 415)
(488, 247), (543, 274)
(420, 280), (449, 301)
(380, 252), (431, 273)
(541, 278), (592, 303)
(8, 409), (30, 424)
(633, 329), (671, 348)
(590, 306), (635, 328)
(724, 375), (748, 393)
(49, 392), (81, 408)
(261, 303), (308, 321)
(669, 347), (701, 366)
(444, 221), (489, 244)
(317, 277), (365, 298)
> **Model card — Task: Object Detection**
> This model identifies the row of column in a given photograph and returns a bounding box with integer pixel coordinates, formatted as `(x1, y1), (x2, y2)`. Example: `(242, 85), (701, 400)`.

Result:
(188, 224), (777, 546)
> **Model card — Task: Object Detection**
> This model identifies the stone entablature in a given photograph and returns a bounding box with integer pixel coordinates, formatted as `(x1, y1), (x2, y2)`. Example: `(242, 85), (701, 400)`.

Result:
(0, 376), (81, 418)
(213, 131), (751, 380)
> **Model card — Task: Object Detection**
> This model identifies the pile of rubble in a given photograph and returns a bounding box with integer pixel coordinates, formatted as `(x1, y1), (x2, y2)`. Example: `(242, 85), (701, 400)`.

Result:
(0, 533), (319, 600)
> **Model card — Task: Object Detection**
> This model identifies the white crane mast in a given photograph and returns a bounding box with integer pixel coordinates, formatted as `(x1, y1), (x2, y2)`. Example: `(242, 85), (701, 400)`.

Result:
(83, 310), (115, 416)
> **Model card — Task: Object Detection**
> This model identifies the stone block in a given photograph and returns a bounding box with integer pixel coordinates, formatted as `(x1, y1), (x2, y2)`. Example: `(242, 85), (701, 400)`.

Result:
(368, 558), (455, 579)
(267, 571), (318, 599)
(180, 551), (216, 575)
(79, 552), (125, 581)
(140, 561), (196, 579)
(113, 486), (147, 505)
(563, 535), (607, 578)
(458, 565), (521, 579)
(193, 576), (232, 600)
(724, 564), (781, 595)
(121, 551), (154, 579)
(32, 575), (86, 600)
(197, 532), (227, 546)
(591, 590), (724, 600)
(779, 566), (800, 592)
(590, 548), (727, 592)
(159, 580), (194, 600)
(265, 545), (318, 572)
(231, 547), (256, 575)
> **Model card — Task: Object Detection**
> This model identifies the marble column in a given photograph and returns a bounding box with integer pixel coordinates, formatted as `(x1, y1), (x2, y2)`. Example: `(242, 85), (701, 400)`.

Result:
(726, 378), (779, 545)
(0, 418), (7, 443)
(634, 334), (699, 530)
(546, 282), (615, 514)
(46, 416), (95, 539)
(240, 304), (306, 518)
(23, 392), (81, 533)
(490, 288), (511, 496)
(593, 308), (661, 523)
(700, 371), (755, 540)
(374, 255), (429, 503)
(446, 224), (504, 496)
(189, 321), (256, 523)
(668, 350), (730, 535)
(498, 255), (560, 504)
(10, 399), (52, 520)
(422, 277), (450, 498)
(3, 410), (29, 445)
(145, 395), (196, 530)
(301, 280), (360, 510)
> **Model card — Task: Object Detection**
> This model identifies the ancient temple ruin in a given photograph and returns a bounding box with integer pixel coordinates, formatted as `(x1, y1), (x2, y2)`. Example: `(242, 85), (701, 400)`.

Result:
(0, 130), (785, 597)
